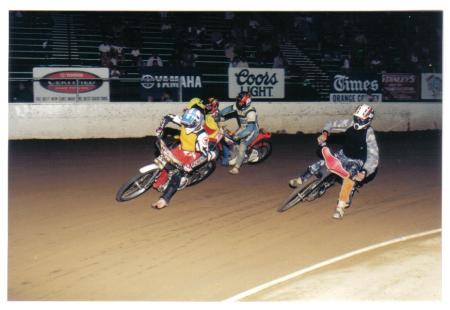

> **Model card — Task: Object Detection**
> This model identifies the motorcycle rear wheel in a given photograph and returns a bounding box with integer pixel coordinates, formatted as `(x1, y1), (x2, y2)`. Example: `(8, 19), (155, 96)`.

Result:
(248, 140), (272, 164)
(188, 161), (216, 187)
(116, 168), (160, 202)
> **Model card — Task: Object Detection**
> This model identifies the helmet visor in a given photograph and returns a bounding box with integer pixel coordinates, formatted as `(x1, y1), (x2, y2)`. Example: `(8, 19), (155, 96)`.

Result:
(353, 115), (370, 128)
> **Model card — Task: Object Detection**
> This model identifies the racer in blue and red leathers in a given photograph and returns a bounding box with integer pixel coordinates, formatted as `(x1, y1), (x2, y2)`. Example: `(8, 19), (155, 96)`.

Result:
(219, 91), (260, 174)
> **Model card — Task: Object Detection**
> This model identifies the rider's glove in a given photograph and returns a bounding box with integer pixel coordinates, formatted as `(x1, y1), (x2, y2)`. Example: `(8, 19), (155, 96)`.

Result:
(207, 151), (217, 162)
(317, 131), (329, 145)
(232, 135), (240, 143)
(353, 170), (367, 182)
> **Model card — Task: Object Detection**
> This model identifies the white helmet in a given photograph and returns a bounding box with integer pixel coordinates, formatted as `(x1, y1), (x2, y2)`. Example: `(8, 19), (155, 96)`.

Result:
(181, 108), (203, 134)
(353, 104), (374, 130)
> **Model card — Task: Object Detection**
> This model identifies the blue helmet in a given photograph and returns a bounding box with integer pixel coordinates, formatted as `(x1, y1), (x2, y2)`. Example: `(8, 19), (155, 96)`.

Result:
(181, 108), (203, 134)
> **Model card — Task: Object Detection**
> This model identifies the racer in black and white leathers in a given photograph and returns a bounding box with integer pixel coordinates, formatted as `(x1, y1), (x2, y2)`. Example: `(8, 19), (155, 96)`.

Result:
(219, 91), (259, 174)
(289, 104), (379, 219)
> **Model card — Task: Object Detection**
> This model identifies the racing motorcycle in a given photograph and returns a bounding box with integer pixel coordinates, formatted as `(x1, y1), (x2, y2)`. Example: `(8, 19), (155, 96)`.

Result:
(116, 137), (216, 202)
(221, 128), (272, 165)
(278, 142), (359, 212)
(159, 126), (272, 166)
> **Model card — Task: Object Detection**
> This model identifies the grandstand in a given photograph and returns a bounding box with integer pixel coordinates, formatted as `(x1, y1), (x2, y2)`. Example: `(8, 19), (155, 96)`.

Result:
(9, 11), (442, 102)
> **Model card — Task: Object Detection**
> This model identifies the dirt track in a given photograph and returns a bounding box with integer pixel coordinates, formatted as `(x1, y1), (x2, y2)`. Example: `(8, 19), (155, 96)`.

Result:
(8, 131), (441, 301)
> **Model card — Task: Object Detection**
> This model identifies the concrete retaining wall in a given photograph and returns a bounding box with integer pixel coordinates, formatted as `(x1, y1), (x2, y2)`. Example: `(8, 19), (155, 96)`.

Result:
(9, 102), (442, 139)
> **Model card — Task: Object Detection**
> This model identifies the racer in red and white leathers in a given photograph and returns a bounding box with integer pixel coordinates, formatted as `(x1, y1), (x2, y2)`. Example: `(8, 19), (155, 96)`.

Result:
(152, 108), (216, 209)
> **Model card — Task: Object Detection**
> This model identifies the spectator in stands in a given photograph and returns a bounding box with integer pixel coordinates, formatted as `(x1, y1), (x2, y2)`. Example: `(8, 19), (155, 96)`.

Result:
(160, 89), (174, 102)
(224, 42), (236, 60)
(229, 56), (240, 68)
(237, 56), (249, 68)
(369, 55), (382, 73)
(98, 41), (111, 67)
(113, 46), (125, 65)
(273, 52), (286, 68)
(229, 56), (249, 68)
(42, 39), (50, 64)
(210, 31), (224, 49)
(341, 55), (351, 73)
(130, 47), (141, 67)
(146, 54), (164, 67)
(224, 12), (235, 21)
(161, 22), (173, 35)
(110, 66), (121, 79)
(248, 18), (260, 31)
(109, 54), (118, 71)
(180, 49), (196, 68)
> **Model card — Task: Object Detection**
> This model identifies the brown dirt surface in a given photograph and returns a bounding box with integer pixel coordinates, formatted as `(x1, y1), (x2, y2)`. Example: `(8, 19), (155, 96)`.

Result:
(8, 131), (441, 301)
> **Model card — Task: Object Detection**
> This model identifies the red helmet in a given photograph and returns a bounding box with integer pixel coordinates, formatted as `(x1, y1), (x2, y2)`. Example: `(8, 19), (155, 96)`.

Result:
(205, 97), (219, 115)
(236, 91), (252, 110)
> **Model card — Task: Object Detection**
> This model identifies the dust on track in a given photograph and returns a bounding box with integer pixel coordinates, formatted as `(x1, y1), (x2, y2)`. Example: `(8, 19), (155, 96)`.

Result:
(8, 131), (441, 300)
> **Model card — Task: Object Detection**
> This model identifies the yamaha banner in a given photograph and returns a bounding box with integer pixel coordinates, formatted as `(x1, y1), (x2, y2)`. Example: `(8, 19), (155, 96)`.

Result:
(330, 73), (382, 102)
(140, 67), (203, 101)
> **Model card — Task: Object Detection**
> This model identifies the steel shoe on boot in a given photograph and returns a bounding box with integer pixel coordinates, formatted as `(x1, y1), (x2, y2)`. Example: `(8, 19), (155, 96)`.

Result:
(152, 198), (168, 209)
(332, 207), (345, 219)
(289, 177), (303, 188)
(229, 166), (240, 175)
(332, 200), (350, 219)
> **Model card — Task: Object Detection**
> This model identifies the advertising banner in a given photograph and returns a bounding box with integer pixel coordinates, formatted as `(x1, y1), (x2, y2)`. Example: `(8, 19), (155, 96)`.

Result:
(382, 73), (419, 101)
(330, 73), (382, 102)
(140, 67), (203, 101)
(33, 67), (110, 103)
(421, 73), (442, 100)
(228, 68), (285, 99)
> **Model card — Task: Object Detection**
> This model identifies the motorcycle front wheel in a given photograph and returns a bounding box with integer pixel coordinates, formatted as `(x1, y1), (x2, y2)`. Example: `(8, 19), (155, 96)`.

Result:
(278, 178), (323, 213)
(116, 168), (160, 202)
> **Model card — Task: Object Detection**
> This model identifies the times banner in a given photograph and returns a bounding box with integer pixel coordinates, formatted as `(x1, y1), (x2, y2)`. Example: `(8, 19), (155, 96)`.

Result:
(228, 68), (285, 99)
(140, 67), (203, 101)
(330, 73), (382, 102)
(33, 67), (110, 103)
(382, 73), (419, 101)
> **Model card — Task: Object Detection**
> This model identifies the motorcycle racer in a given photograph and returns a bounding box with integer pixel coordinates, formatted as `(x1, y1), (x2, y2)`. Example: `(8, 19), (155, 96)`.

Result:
(289, 104), (379, 219)
(153, 108), (217, 209)
(219, 91), (260, 174)
(204, 97), (221, 142)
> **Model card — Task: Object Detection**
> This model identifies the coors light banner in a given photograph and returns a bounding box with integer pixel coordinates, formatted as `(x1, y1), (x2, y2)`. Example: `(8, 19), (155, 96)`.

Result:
(228, 68), (285, 99)
(330, 73), (382, 102)
(33, 67), (110, 103)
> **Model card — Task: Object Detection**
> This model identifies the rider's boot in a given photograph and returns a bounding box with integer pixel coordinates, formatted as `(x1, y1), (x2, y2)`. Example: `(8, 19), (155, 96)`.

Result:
(152, 197), (168, 209)
(288, 177), (304, 188)
(229, 166), (240, 175)
(288, 168), (313, 188)
(332, 200), (349, 219)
